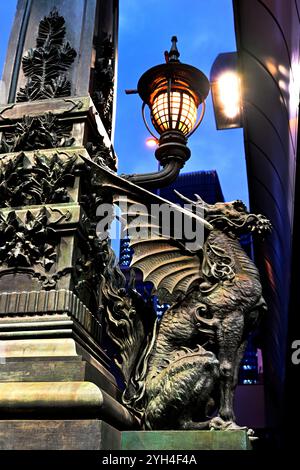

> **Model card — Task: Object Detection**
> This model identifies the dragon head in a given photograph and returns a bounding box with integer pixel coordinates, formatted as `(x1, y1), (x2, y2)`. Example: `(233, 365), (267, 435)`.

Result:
(204, 199), (271, 237)
(175, 191), (272, 238)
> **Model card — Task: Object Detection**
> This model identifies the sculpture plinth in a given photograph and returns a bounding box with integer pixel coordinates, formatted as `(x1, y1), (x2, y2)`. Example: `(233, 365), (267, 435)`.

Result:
(121, 430), (252, 451)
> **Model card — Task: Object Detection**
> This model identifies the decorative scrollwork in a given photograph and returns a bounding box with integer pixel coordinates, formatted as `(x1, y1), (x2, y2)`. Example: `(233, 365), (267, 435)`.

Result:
(93, 34), (115, 136)
(86, 134), (117, 172)
(73, 235), (105, 302)
(100, 244), (157, 415)
(17, 8), (77, 102)
(0, 113), (74, 154)
(202, 241), (235, 284)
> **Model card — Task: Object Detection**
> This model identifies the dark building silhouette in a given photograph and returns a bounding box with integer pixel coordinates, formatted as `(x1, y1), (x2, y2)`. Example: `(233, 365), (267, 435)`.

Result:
(156, 169), (224, 205)
(233, 0), (300, 446)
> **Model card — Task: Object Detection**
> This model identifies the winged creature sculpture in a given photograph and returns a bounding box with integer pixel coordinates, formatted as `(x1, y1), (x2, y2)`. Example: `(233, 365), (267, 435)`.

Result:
(98, 175), (271, 431)
(84, 156), (271, 431)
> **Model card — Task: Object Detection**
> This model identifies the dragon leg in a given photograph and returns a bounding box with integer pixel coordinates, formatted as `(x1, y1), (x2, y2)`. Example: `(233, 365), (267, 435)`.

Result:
(216, 310), (244, 422)
(233, 339), (248, 386)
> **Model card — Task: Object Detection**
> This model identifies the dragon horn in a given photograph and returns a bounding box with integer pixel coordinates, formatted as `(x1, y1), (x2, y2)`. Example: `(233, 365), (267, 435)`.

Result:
(174, 190), (195, 205)
(194, 194), (206, 205)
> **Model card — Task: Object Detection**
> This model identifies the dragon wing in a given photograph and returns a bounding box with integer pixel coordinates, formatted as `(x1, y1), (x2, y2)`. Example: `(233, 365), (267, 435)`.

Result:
(116, 194), (204, 302)
(78, 152), (209, 302)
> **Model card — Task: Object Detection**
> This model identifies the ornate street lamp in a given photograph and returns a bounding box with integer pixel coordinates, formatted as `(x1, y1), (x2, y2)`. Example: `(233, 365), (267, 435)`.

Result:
(125, 37), (210, 188)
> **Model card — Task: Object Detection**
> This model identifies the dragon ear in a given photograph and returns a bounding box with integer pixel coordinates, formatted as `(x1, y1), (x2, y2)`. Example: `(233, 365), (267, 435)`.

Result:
(194, 194), (205, 204)
(194, 194), (209, 210)
(174, 190), (209, 210)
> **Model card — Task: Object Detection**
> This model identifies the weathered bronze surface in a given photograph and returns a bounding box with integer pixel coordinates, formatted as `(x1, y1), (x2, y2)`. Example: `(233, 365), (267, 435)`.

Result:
(0, 149), (109, 309)
(0, 338), (77, 358)
(0, 113), (74, 153)
(0, 2), (143, 449)
(121, 429), (252, 450)
(0, 420), (121, 450)
(0, 0), (269, 448)
(0, 381), (103, 413)
(92, 34), (115, 136)
(0, 381), (138, 429)
(17, 8), (77, 102)
(97, 165), (271, 431)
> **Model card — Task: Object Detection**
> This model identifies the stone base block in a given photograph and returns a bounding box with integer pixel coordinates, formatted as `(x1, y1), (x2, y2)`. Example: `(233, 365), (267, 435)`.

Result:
(121, 430), (252, 450)
(0, 420), (121, 450)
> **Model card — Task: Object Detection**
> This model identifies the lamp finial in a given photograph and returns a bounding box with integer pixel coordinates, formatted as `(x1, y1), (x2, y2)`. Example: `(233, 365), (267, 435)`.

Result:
(168, 36), (180, 63)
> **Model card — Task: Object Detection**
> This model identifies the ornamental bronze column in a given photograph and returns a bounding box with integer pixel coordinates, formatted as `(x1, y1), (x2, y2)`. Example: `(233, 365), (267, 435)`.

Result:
(0, 0), (138, 450)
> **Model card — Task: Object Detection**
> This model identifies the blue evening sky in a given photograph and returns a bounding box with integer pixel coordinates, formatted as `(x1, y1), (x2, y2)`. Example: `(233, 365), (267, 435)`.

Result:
(0, 0), (248, 205)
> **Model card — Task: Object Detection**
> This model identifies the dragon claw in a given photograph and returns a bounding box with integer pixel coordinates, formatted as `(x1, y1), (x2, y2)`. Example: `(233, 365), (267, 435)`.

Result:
(209, 416), (250, 432)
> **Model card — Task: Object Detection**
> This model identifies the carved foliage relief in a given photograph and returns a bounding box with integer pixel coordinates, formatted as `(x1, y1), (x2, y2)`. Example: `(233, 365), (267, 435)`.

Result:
(0, 208), (57, 270)
(17, 8), (77, 102)
(0, 113), (74, 154)
(93, 35), (115, 136)
(0, 152), (77, 208)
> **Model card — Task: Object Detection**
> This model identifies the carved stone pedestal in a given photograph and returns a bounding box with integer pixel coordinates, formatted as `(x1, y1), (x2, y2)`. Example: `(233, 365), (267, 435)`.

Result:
(0, 0), (126, 450)
(0, 420), (121, 450)
(0, 331), (138, 449)
(0, 293), (139, 429)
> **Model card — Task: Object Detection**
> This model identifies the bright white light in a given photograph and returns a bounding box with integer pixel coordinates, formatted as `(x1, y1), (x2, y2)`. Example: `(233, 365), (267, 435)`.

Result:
(217, 71), (241, 118)
(289, 60), (300, 112)
(145, 137), (158, 148)
(279, 79), (288, 92)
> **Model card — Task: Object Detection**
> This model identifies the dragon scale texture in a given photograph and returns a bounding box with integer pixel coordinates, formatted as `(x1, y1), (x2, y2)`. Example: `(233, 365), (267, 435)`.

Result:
(144, 228), (265, 429)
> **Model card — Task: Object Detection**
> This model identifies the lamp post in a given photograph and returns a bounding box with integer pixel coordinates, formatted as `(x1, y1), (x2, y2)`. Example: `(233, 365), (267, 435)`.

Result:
(125, 37), (210, 188)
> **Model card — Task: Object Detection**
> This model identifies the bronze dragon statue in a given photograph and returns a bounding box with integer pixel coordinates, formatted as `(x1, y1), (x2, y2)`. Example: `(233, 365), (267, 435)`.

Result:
(99, 180), (271, 431)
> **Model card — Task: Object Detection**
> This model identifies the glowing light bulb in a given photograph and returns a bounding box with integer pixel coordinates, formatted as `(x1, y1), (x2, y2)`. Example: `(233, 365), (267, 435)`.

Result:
(217, 71), (241, 118)
(151, 91), (197, 135)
